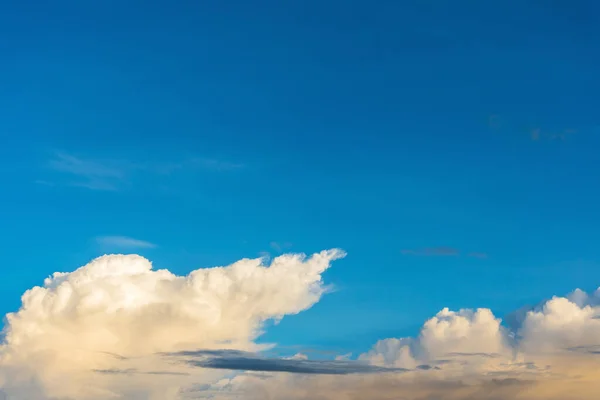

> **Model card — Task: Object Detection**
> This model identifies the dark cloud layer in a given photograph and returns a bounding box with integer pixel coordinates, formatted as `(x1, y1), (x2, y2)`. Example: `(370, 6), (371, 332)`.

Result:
(163, 349), (410, 375)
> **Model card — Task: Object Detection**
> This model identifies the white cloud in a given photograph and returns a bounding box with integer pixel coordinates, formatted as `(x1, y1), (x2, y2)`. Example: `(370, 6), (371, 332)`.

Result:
(209, 287), (600, 400)
(361, 308), (510, 369)
(0, 249), (345, 399)
(4, 248), (600, 399)
(96, 236), (157, 249)
(519, 290), (600, 354)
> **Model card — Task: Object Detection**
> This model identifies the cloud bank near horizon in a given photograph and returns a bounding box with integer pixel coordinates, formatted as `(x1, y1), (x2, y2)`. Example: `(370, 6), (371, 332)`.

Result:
(1, 250), (600, 399)
(211, 287), (600, 400)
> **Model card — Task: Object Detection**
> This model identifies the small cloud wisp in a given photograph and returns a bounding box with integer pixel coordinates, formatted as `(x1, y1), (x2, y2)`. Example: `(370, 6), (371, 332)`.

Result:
(96, 236), (157, 249)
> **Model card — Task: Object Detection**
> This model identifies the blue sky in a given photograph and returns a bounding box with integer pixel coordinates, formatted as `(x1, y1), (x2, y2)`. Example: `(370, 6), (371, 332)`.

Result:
(1, 0), (599, 356)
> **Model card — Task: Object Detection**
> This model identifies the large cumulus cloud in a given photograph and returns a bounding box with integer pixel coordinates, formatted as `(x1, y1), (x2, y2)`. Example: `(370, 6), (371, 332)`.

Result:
(0, 250), (345, 399)
(3, 250), (600, 399)
(209, 288), (600, 400)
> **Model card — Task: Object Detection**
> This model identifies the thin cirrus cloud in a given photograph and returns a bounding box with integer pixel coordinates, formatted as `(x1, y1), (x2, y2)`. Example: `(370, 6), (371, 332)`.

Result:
(154, 157), (245, 174)
(401, 247), (460, 256)
(42, 151), (244, 191)
(47, 152), (128, 191)
(270, 241), (293, 253)
(48, 152), (126, 179)
(467, 251), (489, 259)
(43, 151), (143, 191)
(96, 235), (157, 249)
(488, 114), (578, 142)
(189, 157), (245, 172)
(401, 247), (488, 258)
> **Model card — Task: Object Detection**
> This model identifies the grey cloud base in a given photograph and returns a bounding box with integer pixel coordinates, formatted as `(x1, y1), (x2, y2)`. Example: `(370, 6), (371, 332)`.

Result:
(163, 349), (410, 375)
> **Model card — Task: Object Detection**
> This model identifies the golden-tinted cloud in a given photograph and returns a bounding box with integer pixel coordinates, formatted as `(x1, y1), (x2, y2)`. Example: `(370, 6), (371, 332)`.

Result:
(2, 250), (600, 399)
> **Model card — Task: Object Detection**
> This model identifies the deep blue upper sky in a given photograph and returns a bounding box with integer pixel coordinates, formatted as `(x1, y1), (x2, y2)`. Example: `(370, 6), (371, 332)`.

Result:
(1, 1), (599, 353)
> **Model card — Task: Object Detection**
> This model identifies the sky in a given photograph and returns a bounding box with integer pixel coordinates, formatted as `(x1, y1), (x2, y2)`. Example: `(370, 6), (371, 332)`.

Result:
(0, 1), (599, 399)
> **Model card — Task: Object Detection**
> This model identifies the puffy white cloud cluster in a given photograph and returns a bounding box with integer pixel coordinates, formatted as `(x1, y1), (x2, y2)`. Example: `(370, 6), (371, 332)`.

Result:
(0, 250), (345, 399)
(362, 288), (600, 369)
(210, 287), (600, 400)
(519, 290), (600, 354)
(3, 248), (600, 399)
(360, 307), (512, 375)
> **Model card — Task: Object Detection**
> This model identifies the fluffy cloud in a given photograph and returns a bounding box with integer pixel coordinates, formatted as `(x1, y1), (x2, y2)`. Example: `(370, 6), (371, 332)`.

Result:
(360, 307), (511, 372)
(3, 249), (600, 399)
(210, 288), (600, 400)
(364, 289), (600, 364)
(0, 250), (345, 399)
(519, 290), (600, 353)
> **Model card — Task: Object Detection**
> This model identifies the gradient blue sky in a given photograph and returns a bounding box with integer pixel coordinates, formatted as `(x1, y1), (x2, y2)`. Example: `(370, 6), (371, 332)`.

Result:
(1, 1), (599, 355)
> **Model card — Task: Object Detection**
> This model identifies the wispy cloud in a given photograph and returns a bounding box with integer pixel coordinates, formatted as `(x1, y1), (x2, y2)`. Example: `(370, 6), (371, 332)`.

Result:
(162, 349), (410, 375)
(34, 180), (55, 187)
(49, 152), (127, 179)
(258, 242), (293, 260)
(46, 152), (131, 191)
(152, 157), (245, 175)
(96, 236), (157, 249)
(72, 180), (120, 191)
(43, 151), (245, 191)
(468, 252), (489, 259)
(401, 247), (460, 256)
(530, 127), (576, 142)
(488, 114), (580, 142)
(189, 157), (245, 172)
(401, 248), (489, 258)
(270, 242), (293, 253)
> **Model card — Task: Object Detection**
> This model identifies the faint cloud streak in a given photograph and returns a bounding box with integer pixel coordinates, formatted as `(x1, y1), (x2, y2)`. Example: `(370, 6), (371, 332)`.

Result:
(401, 247), (460, 256)
(189, 157), (245, 172)
(270, 242), (293, 253)
(43, 151), (245, 191)
(401, 248), (489, 258)
(46, 152), (131, 191)
(488, 114), (580, 143)
(96, 236), (157, 249)
(468, 252), (489, 259)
